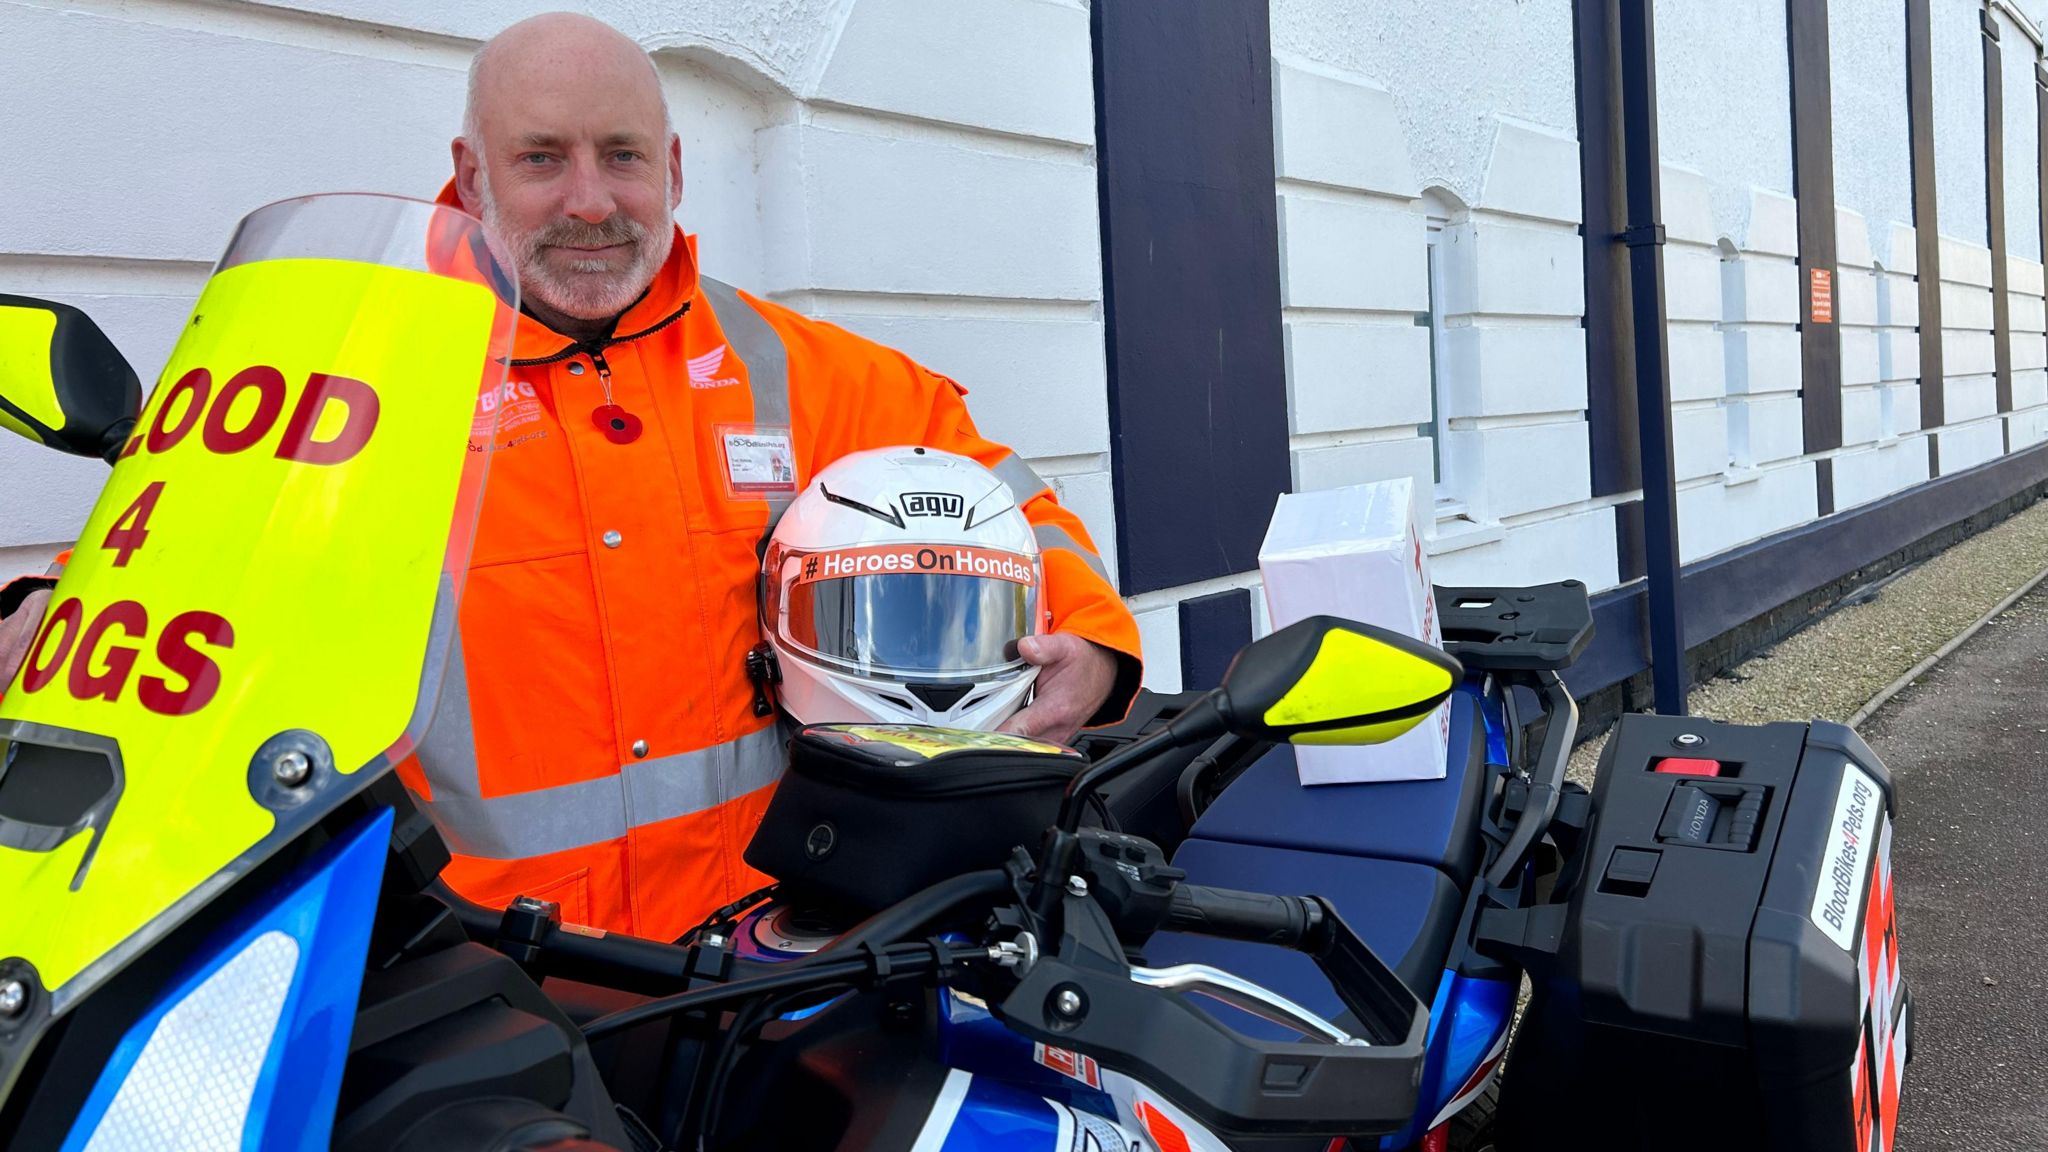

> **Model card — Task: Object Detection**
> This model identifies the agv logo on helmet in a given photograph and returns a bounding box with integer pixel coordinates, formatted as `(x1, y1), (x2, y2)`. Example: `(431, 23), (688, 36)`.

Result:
(901, 492), (964, 519)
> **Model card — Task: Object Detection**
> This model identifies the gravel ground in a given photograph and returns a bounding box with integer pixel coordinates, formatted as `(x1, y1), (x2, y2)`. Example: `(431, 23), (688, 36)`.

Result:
(1566, 495), (2048, 784)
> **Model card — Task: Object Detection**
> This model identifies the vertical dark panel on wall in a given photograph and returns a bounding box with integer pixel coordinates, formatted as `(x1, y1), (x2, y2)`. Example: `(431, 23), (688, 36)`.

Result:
(2040, 62), (2048, 254)
(1908, 0), (1947, 472)
(1091, 0), (1292, 596)
(1788, 0), (1844, 514)
(1178, 589), (1254, 692)
(2039, 62), (2048, 384)
(1984, 9), (2013, 449)
(1576, 0), (1642, 512)
(1613, 499), (1648, 584)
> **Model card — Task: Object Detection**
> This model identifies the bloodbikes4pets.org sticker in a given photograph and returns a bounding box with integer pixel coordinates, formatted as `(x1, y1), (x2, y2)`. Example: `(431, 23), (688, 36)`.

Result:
(1808, 764), (1906, 1152)
(1810, 765), (1882, 951)
(792, 544), (1035, 586)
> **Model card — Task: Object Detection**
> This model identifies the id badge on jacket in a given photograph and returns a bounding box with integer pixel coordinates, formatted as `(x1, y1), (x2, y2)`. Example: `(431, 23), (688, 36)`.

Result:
(718, 424), (797, 499)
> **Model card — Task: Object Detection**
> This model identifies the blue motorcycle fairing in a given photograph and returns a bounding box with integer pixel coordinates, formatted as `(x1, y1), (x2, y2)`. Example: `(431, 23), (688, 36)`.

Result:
(913, 1067), (1138, 1151)
(1477, 679), (1512, 768)
(1377, 972), (1514, 1150)
(60, 808), (391, 1152)
(937, 987), (1118, 1116)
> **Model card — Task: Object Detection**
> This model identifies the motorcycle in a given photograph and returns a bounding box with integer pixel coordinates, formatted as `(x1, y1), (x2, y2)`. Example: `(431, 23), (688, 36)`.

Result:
(0, 194), (1909, 1152)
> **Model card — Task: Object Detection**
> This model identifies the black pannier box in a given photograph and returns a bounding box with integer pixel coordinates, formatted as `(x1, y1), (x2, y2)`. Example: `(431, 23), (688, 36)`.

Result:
(1499, 715), (1911, 1151)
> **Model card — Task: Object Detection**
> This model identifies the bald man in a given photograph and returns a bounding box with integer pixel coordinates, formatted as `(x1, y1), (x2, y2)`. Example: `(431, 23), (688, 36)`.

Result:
(383, 13), (1144, 936)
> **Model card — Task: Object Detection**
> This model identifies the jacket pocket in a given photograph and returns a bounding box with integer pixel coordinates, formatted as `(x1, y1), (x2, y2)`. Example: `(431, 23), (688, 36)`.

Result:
(481, 866), (591, 927)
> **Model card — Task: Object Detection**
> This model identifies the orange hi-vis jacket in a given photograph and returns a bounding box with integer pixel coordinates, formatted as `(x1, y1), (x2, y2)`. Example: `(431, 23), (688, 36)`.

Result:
(396, 187), (1142, 940)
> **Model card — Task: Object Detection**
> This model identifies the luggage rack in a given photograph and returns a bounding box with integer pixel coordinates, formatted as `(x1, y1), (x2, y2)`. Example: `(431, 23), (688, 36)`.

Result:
(1435, 581), (1594, 673)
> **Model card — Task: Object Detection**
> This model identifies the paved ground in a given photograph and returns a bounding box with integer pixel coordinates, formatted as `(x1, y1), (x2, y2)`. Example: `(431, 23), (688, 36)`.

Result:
(1861, 583), (2048, 1151)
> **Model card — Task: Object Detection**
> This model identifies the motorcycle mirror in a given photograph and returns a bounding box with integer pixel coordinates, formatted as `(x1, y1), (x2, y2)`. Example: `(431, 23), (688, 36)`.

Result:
(0, 294), (143, 465)
(1040, 614), (1464, 912)
(1210, 614), (1462, 745)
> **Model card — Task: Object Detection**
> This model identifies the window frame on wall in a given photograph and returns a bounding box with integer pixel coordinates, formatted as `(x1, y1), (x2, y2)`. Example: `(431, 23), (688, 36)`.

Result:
(1416, 187), (1471, 525)
(1717, 236), (1753, 471)
(1874, 260), (1897, 441)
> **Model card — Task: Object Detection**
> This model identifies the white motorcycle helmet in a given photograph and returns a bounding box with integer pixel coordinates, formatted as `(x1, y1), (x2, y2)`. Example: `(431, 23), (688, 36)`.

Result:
(760, 446), (1047, 730)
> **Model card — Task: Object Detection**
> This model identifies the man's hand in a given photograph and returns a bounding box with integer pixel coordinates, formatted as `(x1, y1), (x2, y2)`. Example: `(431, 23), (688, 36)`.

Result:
(999, 633), (1120, 745)
(0, 589), (53, 694)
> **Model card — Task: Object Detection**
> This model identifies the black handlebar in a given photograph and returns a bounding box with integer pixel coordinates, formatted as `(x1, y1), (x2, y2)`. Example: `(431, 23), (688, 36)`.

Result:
(1164, 884), (1325, 949)
(996, 877), (1428, 1137)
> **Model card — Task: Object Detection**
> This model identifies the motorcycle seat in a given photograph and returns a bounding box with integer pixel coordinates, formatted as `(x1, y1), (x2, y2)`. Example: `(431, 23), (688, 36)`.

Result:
(1145, 837), (1464, 1029)
(1184, 690), (1491, 889)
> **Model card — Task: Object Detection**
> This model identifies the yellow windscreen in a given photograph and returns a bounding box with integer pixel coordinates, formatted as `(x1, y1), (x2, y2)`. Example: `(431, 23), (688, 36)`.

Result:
(0, 255), (502, 997)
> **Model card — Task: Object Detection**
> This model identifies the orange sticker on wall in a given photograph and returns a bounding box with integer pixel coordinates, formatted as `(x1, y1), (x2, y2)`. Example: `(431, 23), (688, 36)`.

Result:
(791, 544), (1035, 585)
(1811, 267), (1834, 324)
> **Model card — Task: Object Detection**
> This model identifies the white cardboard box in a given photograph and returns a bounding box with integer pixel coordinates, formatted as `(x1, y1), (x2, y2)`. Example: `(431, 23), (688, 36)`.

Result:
(1258, 477), (1450, 784)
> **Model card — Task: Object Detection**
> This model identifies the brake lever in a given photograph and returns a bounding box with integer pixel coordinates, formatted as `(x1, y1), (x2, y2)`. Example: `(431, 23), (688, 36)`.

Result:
(1128, 963), (1364, 1046)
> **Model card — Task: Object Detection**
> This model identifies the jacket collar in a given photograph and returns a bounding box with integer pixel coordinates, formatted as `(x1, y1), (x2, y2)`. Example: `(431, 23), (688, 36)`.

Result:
(434, 179), (700, 363)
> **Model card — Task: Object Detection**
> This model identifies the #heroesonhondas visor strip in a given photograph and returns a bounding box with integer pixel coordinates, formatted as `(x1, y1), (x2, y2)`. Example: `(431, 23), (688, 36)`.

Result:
(792, 544), (1035, 586)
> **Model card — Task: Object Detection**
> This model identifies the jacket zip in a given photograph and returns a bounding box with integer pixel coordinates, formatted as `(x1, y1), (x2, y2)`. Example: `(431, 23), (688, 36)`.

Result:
(508, 299), (692, 368)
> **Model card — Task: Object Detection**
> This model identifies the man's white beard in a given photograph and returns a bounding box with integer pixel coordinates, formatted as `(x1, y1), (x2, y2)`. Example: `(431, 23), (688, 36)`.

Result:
(478, 169), (674, 321)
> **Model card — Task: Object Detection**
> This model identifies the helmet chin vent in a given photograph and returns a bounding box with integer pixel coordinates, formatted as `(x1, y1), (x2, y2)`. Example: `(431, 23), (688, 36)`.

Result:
(875, 692), (918, 713)
(906, 682), (975, 713)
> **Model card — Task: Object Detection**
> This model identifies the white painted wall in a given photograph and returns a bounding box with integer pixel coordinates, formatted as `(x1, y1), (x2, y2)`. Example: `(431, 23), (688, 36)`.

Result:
(1269, 0), (1578, 211)
(1103, 0), (1600, 693)
(1998, 8), (2043, 261)
(17, 0), (2048, 694)
(1827, 0), (1931, 515)
(1264, 0), (1610, 632)
(1655, 0), (1795, 248)
(1990, 7), (2048, 462)
(1935, 0), (1991, 245)
(1939, 231), (2005, 470)
(1830, 0), (1916, 267)
(0, 0), (1118, 585)
(1652, 0), (1828, 564)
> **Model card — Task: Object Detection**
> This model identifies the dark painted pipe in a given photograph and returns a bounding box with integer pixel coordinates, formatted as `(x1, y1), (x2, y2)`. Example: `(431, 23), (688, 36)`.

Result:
(1616, 0), (1689, 715)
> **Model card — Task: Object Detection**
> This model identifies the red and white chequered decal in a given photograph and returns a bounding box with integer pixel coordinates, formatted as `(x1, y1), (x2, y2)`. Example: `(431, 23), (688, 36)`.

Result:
(1854, 817), (1905, 1152)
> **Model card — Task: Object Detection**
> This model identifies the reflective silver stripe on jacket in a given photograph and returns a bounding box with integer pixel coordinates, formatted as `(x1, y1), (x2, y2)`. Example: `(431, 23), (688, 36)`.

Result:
(423, 726), (785, 859)
(992, 452), (1052, 502)
(1034, 523), (1111, 584)
(699, 275), (795, 523)
(412, 628), (787, 860)
(991, 453), (1112, 584)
